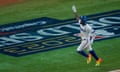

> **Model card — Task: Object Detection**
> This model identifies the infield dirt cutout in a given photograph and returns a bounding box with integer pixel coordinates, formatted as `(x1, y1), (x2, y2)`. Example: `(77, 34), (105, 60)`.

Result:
(0, 0), (23, 6)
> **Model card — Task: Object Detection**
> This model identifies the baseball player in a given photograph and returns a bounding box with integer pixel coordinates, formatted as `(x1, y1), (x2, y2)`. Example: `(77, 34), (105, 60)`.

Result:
(72, 5), (102, 66)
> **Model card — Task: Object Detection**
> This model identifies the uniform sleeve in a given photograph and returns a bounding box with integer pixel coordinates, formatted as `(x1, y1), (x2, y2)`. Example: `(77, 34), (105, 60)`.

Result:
(86, 24), (95, 36)
(86, 25), (96, 42)
(86, 24), (95, 33)
(86, 25), (93, 33)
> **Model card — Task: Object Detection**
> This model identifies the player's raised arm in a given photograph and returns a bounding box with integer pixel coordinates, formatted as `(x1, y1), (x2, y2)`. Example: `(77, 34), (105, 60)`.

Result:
(72, 5), (81, 22)
(72, 5), (87, 26)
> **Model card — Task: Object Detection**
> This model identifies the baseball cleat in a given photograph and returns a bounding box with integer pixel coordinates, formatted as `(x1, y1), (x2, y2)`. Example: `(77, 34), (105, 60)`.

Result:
(95, 58), (102, 66)
(87, 54), (92, 64)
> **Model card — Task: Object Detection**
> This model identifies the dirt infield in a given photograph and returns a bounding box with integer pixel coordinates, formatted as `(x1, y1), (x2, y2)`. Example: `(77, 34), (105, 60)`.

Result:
(0, 0), (23, 6)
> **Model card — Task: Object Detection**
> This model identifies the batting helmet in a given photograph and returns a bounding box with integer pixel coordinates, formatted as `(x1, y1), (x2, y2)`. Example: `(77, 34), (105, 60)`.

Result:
(80, 16), (87, 22)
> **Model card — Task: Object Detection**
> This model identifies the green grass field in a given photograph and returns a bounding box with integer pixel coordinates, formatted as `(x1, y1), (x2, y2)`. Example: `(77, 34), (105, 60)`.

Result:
(0, 0), (120, 72)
